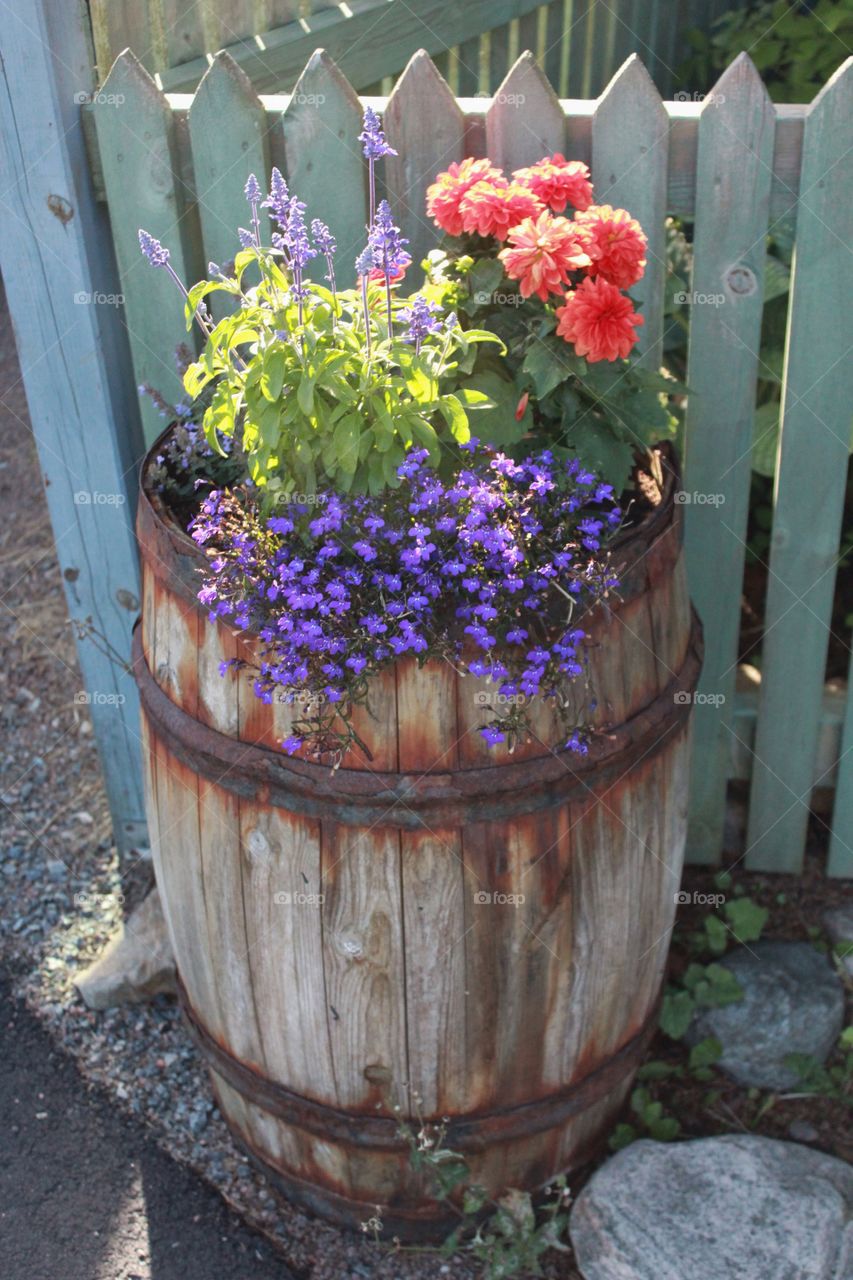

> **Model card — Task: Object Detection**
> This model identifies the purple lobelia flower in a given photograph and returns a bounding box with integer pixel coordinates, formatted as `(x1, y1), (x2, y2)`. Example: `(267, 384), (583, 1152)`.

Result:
(191, 444), (621, 761)
(399, 294), (442, 355)
(359, 106), (396, 224)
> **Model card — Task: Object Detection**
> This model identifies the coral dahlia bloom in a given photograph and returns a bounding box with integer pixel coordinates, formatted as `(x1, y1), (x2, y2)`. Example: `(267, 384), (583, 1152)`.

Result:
(458, 181), (542, 241)
(513, 155), (594, 213)
(573, 205), (647, 289)
(498, 210), (591, 302)
(555, 276), (644, 362)
(426, 157), (505, 236)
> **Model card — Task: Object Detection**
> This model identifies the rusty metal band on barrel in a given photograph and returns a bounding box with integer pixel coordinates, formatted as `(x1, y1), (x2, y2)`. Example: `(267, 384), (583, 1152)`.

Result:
(176, 973), (660, 1153)
(133, 610), (702, 827)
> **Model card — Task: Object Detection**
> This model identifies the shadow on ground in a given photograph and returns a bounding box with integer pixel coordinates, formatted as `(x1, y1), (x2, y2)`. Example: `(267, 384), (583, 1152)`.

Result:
(0, 972), (295, 1280)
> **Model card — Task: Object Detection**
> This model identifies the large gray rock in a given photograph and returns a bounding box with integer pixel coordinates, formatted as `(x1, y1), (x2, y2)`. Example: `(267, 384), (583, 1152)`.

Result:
(571, 1134), (853, 1280)
(688, 940), (844, 1089)
(75, 888), (176, 1010)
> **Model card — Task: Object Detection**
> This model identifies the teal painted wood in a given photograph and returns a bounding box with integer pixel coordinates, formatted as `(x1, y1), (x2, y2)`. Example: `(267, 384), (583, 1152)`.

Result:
(455, 36), (482, 95)
(0, 0), (147, 849)
(827, 666), (853, 878)
(95, 52), (201, 443)
(281, 51), (368, 290)
(158, 0), (544, 95)
(188, 51), (271, 314)
(486, 53), (565, 171)
(161, 0), (207, 72)
(682, 55), (775, 866)
(383, 53), (465, 277)
(746, 59), (853, 874)
(592, 55), (668, 370)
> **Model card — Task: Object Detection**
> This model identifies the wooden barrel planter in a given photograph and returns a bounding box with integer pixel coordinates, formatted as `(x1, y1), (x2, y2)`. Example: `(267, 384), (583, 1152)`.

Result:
(134, 432), (702, 1240)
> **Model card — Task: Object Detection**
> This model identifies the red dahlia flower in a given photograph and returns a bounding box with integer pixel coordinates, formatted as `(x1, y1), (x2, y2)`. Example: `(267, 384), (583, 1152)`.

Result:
(573, 205), (647, 289)
(498, 210), (592, 301)
(513, 155), (594, 213)
(555, 276), (644, 362)
(426, 157), (505, 236)
(458, 181), (542, 241)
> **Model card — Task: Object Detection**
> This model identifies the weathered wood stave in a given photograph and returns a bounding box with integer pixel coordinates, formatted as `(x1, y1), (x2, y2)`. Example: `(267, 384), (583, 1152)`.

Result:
(135, 438), (700, 1239)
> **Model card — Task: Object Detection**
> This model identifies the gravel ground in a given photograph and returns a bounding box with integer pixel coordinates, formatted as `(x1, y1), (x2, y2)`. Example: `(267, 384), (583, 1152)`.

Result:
(1, 280), (849, 1280)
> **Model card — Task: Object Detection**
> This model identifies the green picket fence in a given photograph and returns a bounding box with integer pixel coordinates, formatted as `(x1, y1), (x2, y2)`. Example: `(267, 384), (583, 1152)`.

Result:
(1, 3), (850, 874)
(87, 0), (750, 99)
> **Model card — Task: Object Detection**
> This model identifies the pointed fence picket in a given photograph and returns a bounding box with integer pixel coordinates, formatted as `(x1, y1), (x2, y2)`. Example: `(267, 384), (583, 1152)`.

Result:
(682, 55), (775, 865)
(22, 38), (853, 874)
(745, 61), (853, 874)
(591, 56), (669, 369)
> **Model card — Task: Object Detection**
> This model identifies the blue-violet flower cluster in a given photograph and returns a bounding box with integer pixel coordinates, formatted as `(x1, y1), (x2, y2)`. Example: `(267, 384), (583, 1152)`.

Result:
(190, 442), (620, 761)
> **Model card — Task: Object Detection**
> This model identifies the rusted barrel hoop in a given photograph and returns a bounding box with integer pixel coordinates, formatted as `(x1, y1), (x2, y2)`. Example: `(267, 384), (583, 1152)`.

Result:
(133, 612), (702, 829)
(136, 434), (684, 614)
(178, 974), (660, 1153)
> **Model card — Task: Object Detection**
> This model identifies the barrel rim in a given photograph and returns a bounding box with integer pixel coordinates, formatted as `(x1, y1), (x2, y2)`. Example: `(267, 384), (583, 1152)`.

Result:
(133, 610), (702, 824)
(137, 427), (684, 616)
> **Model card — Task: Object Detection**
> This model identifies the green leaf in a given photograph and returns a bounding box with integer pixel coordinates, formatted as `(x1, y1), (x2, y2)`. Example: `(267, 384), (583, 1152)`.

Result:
(703, 963), (744, 1007)
(704, 914), (729, 954)
(724, 897), (768, 942)
(689, 1036), (722, 1071)
(437, 393), (471, 443)
(647, 1115), (680, 1142)
(456, 371), (530, 446)
(261, 347), (286, 401)
(297, 374), (315, 416)
(752, 401), (780, 477)
(609, 1123), (638, 1152)
(522, 336), (571, 400)
(660, 989), (695, 1040)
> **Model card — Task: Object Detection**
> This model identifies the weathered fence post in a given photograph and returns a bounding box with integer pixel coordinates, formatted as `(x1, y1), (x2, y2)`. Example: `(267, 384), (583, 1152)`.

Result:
(0, 0), (147, 848)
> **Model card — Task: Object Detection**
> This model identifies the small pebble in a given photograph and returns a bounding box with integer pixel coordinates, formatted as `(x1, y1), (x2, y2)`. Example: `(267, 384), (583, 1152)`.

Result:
(788, 1120), (819, 1143)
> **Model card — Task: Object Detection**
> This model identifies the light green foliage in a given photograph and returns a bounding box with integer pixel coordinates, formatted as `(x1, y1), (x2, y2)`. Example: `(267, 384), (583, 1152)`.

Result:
(183, 248), (508, 505)
(397, 1119), (572, 1278)
(609, 1086), (681, 1151)
(784, 1026), (853, 1103)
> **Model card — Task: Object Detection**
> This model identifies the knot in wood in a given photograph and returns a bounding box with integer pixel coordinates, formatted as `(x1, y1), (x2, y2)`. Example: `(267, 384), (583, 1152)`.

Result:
(245, 827), (271, 866)
(725, 264), (757, 295)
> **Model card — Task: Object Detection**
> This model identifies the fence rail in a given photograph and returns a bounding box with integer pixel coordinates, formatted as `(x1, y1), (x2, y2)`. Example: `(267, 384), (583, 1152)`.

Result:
(3, 13), (851, 873)
(87, 0), (751, 98)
